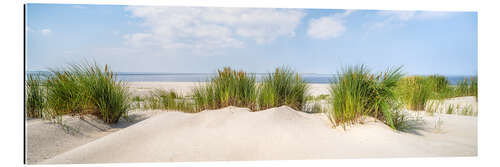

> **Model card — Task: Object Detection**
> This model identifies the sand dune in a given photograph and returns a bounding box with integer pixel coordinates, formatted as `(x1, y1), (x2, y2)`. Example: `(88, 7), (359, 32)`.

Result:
(41, 106), (476, 164)
(25, 110), (164, 163)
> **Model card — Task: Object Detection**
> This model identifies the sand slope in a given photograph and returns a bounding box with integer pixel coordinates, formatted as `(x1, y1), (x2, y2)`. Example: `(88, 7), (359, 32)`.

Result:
(26, 110), (164, 163)
(41, 106), (476, 164)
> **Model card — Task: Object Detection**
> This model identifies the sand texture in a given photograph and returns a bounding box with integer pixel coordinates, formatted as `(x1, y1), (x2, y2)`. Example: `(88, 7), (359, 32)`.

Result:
(27, 82), (477, 164)
(25, 110), (164, 163)
(40, 106), (476, 164)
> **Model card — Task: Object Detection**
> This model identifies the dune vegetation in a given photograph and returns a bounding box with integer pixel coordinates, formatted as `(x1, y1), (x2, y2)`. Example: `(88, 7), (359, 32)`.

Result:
(456, 76), (478, 98)
(134, 89), (196, 112)
(43, 63), (130, 123)
(328, 65), (405, 130)
(26, 62), (477, 130)
(397, 75), (477, 112)
(258, 67), (308, 110)
(192, 67), (258, 112)
(26, 74), (45, 118)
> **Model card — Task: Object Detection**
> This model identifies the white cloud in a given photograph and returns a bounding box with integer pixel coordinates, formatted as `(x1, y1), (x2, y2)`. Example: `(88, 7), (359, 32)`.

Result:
(123, 6), (306, 53)
(369, 11), (454, 30)
(307, 16), (345, 39)
(40, 29), (51, 36)
(307, 10), (353, 40)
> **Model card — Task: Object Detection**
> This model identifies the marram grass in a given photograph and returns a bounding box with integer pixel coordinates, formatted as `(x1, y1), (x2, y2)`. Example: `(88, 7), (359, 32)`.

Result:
(142, 89), (196, 112)
(26, 74), (45, 118)
(193, 67), (258, 112)
(45, 62), (130, 123)
(258, 66), (308, 110)
(397, 76), (433, 110)
(328, 65), (404, 130)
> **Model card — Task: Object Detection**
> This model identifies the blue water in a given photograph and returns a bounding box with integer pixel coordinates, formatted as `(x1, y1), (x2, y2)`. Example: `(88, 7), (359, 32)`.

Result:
(26, 71), (473, 85)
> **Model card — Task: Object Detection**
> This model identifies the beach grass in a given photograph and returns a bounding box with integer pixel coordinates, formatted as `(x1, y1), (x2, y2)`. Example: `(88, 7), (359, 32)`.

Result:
(193, 67), (258, 111)
(142, 89), (196, 112)
(45, 62), (130, 123)
(397, 76), (433, 110)
(26, 74), (45, 118)
(456, 76), (478, 98)
(258, 67), (308, 110)
(328, 65), (404, 130)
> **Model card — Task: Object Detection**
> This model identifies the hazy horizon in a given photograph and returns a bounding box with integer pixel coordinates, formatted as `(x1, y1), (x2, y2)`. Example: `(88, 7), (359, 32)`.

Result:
(26, 4), (477, 76)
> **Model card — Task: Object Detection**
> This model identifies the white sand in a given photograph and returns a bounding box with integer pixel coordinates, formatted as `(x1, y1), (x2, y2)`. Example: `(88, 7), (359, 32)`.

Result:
(28, 82), (477, 164)
(41, 106), (476, 164)
(427, 96), (478, 115)
(127, 82), (331, 97)
(26, 110), (164, 164)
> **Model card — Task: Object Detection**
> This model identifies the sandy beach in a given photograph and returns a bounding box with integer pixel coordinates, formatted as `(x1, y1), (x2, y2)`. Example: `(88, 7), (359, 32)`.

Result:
(26, 82), (477, 164)
(127, 82), (331, 97)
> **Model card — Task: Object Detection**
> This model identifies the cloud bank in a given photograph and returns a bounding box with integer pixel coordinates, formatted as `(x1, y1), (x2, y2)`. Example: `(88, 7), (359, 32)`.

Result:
(123, 7), (306, 53)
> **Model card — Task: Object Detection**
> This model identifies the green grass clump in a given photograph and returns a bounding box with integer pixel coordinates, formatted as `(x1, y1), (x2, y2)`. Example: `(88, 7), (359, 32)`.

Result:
(328, 65), (404, 130)
(193, 67), (257, 111)
(26, 74), (45, 118)
(455, 76), (478, 98)
(258, 67), (308, 110)
(397, 76), (433, 110)
(45, 63), (130, 123)
(143, 89), (195, 112)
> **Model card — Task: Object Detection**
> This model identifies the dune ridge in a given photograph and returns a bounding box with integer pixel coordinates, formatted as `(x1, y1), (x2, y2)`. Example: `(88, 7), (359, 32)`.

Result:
(40, 105), (476, 164)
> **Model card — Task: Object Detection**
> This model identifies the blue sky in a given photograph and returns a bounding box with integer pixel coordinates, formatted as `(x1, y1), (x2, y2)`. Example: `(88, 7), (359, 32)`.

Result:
(26, 4), (477, 75)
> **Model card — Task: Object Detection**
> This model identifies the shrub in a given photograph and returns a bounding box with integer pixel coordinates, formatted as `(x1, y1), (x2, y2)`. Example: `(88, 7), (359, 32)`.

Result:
(193, 67), (257, 111)
(26, 74), (45, 118)
(258, 67), (308, 110)
(45, 63), (130, 123)
(328, 65), (403, 130)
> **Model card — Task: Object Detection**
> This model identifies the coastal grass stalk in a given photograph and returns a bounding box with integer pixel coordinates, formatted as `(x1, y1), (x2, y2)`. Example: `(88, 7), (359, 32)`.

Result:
(397, 76), (433, 110)
(258, 67), (308, 110)
(26, 74), (45, 118)
(428, 75), (454, 99)
(45, 62), (130, 123)
(455, 76), (478, 98)
(193, 67), (257, 111)
(143, 89), (196, 112)
(328, 65), (404, 130)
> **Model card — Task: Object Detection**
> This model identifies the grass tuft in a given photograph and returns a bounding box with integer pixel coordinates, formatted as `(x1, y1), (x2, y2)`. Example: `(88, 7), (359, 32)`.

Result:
(45, 62), (130, 123)
(258, 66), (308, 110)
(193, 67), (257, 111)
(26, 74), (45, 118)
(328, 65), (404, 130)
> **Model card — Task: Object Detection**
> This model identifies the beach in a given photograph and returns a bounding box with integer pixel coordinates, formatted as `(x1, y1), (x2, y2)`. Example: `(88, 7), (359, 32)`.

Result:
(26, 81), (477, 164)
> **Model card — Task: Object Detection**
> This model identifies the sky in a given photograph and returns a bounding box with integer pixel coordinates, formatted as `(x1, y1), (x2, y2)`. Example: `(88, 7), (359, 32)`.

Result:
(25, 4), (477, 75)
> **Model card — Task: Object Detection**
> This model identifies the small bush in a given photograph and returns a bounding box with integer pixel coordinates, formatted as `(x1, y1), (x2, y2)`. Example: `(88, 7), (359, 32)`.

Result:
(193, 67), (257, 111)
(258, 67), (308, 110)
(328, 65), (403, 130)
(45, 63), (130, 123)
(26, 74), (45, 118)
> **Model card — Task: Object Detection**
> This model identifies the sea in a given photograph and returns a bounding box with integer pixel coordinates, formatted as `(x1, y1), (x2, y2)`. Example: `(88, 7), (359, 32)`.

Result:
(26, 71), (474, 85)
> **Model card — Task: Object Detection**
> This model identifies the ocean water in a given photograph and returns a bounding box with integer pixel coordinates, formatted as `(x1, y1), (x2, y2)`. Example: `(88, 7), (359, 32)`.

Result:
(26, 71), (473, 85)
(113, 73), (473, 85)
